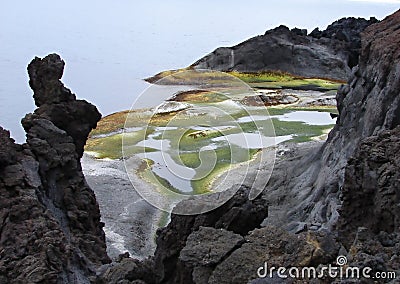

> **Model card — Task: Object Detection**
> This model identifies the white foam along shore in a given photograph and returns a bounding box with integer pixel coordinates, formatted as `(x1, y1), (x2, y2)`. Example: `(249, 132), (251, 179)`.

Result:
(81, 153), (164, 259)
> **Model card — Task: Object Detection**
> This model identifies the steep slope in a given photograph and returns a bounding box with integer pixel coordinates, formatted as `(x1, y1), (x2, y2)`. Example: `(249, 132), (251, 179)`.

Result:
(298, 8), (400, 230)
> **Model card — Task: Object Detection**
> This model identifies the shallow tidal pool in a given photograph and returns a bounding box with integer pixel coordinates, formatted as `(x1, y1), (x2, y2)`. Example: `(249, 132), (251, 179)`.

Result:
(85, 84), (337, 198)
(125, 109), (334, 195)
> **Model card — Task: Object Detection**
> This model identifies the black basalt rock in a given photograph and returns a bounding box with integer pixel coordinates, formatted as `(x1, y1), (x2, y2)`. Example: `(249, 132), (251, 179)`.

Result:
(0, 54), (109, 284)
(24, 53), (101, 157)
(28, 53), (75, 106)
(191, 17), (378, 80)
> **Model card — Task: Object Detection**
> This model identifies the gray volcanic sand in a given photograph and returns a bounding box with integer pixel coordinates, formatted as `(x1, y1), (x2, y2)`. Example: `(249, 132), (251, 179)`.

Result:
(82, 154), (162, 259)
(81, 146), (277, 259)
(82, 139), (326, 259)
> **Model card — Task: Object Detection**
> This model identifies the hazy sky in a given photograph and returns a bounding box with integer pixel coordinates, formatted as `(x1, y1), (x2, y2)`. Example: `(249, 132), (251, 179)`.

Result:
(0, 1), (399, 141)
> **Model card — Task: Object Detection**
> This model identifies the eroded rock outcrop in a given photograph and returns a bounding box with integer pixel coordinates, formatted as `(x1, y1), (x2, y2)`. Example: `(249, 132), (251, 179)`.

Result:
(0, 54), (109, 283)
(306, 8), (400, 230)
(264, 10), (400, 281)
(153, 186), (268, 283)
(191, 17), (377, 81)
(338, 126), (400, 246)
(309, 17), (378, 68)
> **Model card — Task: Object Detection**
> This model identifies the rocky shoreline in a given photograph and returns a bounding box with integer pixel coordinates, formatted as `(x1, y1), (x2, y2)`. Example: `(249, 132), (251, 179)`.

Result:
(1, 10), (400, 284)
(100, 11), (400, 283)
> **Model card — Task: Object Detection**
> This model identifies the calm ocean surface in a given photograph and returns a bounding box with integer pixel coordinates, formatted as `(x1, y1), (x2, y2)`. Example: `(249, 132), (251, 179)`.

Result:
(1, 0), (397, 142)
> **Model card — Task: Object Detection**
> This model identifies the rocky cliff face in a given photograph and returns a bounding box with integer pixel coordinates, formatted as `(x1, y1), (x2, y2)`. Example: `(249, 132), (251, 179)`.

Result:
(305, 9), (400, 230)
(338, 127), (400, 245)
(309, 17), (377, 68)
(192, 17), (377, 81)
(245, 9), (400, 237)
(258, 11), (400, 278)
(0, 54), (109, 283)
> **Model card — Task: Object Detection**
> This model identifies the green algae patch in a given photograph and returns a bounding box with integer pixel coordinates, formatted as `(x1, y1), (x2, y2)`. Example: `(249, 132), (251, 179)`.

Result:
(148, 111), (189, 127)
(145, 69), (342, 91)
(228, 71), (342, 91)
(229, 71), (294, 83)
(177, 145), (252, 169)
(175, 145), (260, 194)
(271, 118), (334, 143)
(267, 106), (338, 116)
(190, 148), (260, 194)
(85, 129), (156, 159)
(144, 68), (190, 84)
(90, 111), (129, 136)
(243, 78), (340, 91)
(89, 108), (164, 137)
(88, 107), (193, 140)
(137, 158), (182, 195)
(133, 124), (261, 195)
(145, 69), (246, 88)
(191, 162), (231, 194)
(169, 89), (228, 103)
(157, 128), (229, 152)
(249, 80), (340, 91)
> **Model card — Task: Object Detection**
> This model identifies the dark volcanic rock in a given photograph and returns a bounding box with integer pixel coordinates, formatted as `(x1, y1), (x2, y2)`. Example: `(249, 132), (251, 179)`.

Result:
(338, 127), (400, 246)
(179, 227), (244, 267)
(178, 227), (244, 283)
(310, 17), (378, 67)
(154, 223), (339, 284)
(207, 227), (315, 284)
(0, 128), (19, 169)
(98, 258), (157, 284)
(0, 54), (109, 283)
(309, 10), (400, 227)
(261, 9), (400, 280)
(26, 54), (101, 157)
(260, 10), (400, 233)
(28, 54), (76, 107)
(153, 186), (268, 284)
(191, 17), (377, 81)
